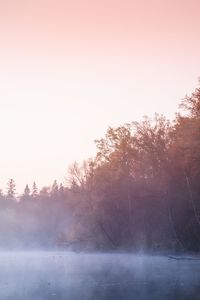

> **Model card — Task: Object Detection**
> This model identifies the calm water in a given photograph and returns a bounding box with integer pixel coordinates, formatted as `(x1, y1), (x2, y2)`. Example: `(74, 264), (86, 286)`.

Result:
(0, 252), (199, 299)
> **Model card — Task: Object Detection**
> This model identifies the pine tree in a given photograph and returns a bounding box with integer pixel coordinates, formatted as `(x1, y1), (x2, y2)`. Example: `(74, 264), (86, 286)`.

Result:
(59, 183), (65, 195)
(51, 180), (59, 195)
(24, 184), (30, 196)
(32, 182), (38, 197)
(7, 179), (16, 200)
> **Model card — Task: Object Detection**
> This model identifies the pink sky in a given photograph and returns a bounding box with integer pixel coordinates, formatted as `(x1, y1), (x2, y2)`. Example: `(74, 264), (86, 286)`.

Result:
(0, 0), (200, 193)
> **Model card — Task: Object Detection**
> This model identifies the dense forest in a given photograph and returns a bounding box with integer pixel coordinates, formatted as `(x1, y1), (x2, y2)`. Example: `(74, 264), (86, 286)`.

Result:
(1, 84), (200, 253)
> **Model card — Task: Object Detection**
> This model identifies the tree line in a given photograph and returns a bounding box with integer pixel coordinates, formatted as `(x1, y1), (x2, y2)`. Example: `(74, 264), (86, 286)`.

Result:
(1, 83), (200, 252)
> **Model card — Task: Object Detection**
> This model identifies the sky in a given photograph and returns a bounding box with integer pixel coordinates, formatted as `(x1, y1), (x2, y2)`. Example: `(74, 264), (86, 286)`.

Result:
(0, 0), (200, 193)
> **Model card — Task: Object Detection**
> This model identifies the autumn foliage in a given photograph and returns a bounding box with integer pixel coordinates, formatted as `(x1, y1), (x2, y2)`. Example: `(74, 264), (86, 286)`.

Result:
(1, 84), (200, 252)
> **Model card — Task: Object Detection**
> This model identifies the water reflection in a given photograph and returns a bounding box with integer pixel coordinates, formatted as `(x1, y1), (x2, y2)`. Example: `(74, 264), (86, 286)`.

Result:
(0, 253), (199, 299)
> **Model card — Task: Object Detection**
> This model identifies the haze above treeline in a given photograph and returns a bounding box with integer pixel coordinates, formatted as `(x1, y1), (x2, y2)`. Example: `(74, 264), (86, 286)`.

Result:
(1, 82), (200, 252)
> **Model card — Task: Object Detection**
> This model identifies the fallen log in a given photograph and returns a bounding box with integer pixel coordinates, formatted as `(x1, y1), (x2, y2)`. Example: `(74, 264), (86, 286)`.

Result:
(167, 255), (200, 261)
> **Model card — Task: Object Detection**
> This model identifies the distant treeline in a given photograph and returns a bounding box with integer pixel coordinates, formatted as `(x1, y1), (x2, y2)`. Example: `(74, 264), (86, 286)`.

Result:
(1, 83), (200, 252)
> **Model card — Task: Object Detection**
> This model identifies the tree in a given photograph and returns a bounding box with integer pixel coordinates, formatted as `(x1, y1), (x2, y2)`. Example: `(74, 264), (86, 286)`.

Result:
(32, 182), (38, 197)
(0, 189), (4, 198)
(89, 116), (172, 248)
(24, 184), (30, 197)
(51, 180), (59, 196)
(7, 179), (16, 200)
(180, 82), (200, 118)
(167, 91), (200, 251)
(39, 186), (50, 197)
(59, 183), (65, 194)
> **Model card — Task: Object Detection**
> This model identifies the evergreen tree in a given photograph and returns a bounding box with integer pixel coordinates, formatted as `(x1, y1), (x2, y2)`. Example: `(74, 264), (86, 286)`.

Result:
(32, 181), (38, 197)
(7, 179), (16, 200)
(24, 184), (30, 196)
(59, 183), (65, 195)
(51, 180), (59, 195)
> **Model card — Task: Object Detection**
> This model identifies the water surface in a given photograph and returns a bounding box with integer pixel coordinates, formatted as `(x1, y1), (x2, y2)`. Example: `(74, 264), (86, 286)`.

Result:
(0, 252), (199, 299)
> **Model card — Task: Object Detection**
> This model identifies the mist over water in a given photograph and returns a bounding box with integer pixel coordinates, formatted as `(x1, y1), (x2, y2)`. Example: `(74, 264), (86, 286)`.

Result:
(0, 252), (199, 300)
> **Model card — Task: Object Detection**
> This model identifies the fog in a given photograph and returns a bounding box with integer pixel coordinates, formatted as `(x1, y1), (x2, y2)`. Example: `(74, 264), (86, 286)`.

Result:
(0, 86), (200, 299)
(0, 252), (199, 299)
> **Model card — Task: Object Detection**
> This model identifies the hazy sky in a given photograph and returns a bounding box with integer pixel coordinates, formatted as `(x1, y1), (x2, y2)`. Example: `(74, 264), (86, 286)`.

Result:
(0, 0), (200, 193)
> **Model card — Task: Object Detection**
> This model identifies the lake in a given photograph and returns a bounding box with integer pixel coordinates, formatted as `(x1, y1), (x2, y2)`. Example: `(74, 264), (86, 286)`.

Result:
(0, 252), (199, 299)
